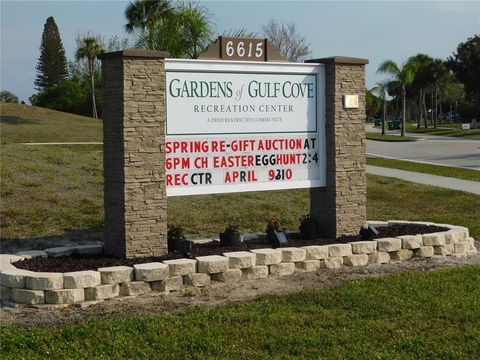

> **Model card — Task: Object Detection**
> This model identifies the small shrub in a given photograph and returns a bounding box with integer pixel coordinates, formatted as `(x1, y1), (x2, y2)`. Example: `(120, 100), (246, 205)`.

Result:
(224, 223), (239, 234)
(299, 214), (314, 226)
(266, 217), (281, 233)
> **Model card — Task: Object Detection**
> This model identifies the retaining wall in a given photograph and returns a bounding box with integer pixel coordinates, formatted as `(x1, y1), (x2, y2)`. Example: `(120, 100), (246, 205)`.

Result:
(0, 221), (477, 308)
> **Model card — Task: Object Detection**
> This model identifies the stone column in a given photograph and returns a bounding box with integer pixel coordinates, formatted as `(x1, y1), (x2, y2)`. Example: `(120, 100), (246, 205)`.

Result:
(99, 49), (169, 258)
(306, 56), (369, 238)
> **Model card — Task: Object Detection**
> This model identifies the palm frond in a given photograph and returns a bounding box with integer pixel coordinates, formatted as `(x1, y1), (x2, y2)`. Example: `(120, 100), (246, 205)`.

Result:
(377, 60), (400, 76)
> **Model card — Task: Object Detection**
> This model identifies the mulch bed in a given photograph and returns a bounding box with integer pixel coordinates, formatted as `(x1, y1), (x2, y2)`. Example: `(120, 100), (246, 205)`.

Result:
(15, 224), (448, 273)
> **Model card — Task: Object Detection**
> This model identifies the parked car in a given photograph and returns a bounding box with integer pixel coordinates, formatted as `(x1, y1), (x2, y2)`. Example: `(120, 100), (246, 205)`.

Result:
(446, 111), (461, 121)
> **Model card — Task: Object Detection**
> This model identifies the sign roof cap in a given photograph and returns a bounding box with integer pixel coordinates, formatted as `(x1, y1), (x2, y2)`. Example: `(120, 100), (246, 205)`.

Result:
(305, 56), (369, 65)
(98, 48), (170, 60)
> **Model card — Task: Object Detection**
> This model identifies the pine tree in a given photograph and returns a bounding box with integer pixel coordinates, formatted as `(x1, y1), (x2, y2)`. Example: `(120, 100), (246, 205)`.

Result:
(34, 17), (68, 91)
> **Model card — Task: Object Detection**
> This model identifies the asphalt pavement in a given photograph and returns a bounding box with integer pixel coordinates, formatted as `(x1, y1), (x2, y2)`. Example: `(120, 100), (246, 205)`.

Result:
(366, 124), (480, 170)
(365, 124), (479, 194)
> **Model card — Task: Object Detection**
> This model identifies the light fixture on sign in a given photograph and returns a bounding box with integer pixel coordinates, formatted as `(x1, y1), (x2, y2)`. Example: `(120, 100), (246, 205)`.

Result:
(343, 95), (359, 109)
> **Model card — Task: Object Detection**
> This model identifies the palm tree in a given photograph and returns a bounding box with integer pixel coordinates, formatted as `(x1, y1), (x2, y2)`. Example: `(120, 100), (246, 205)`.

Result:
(371, 81), (390, 135)
(76, 36), (103, 119)
(125, 0), (173, 48)
(407, 54), (433, 129)
(136, 2), (213, 59)
(377, 60), (416, 136)
(430, 59), (448, 127)
(177, 2), (213, 58)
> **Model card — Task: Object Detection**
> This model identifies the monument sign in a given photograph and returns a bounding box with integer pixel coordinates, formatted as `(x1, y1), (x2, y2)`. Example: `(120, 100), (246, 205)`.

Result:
(99, 38), (368, 258)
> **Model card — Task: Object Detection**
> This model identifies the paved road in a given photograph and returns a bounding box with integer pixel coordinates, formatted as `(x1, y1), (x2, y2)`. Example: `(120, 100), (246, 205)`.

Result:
(366, 125), (480, 170)
(367, 165), (480, 195)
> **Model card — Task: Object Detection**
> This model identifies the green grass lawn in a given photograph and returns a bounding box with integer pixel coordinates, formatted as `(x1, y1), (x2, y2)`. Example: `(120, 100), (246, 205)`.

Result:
(366, 132), (416, 141)
(2, 104), (479, 239)
(405, 123), (480, 139)
(2, 265), (479, 359)
(1, 144), (104, 238)
(0, 103), (102, 144)
(367, 157), (480, 182)
(2, 143), (479, 239)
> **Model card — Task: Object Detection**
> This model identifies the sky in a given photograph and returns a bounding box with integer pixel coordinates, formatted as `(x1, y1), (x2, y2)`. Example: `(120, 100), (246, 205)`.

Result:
(1, 0), (479, 103)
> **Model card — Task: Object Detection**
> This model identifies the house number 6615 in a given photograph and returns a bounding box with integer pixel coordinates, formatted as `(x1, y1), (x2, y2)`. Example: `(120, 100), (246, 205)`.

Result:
(225, 41), (264, 58)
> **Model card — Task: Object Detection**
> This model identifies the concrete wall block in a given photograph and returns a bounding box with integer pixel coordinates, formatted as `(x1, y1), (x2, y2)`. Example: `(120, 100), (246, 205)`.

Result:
(223, 251), (256, 269)
(64, 271), (101, 289)
(343, 254), (368, 266)
(350, 241), (377, 254)
(377, 238), (402, 252)
(211, 269), (242, 283)
(454, 242), (470, 254)
(295, 260), (320, 272)
(45, 246), (76, 258)
(399, 235), (423, 250)
(467, 249), (478, 256)
(388, 220), (412, 226)
(301, 245), (329, 260)
(16, 250), (48, 259)
(328, 244), (352, 257)
(196, 255), (229, 274)
(467, 237), (475, 250)
(250, 249), (282, 265)
(390, 249), (414, 261)
(1, 285), (11, 301)
(448, 226), (469, 240)
(280, 248), (306, 262)
(415, 246), (434, 258)
(183, 273), (211, 287)
(0, 254), (25, 265)
(85, 284), (120, 301)
(269, 262), (295, 276)
(241, 266), (269, 280)
(134, 262), (169, 281)
(368, 252), (390, 264)
(443, 230), (461, 244)
(120, 281), (151, 296)
(98, 266), (134, 284)
(422, 233), (446, 246)
(367, 221), (389, 227)
(75, 245), (104, 255)
(433, 244), (454, 256)
(11, 288), (45, 305)
(151, 276), (183, 292)
(45, 288), (85, 304)
(1, 301), (29, 309)
(163, 259), (197, 276)
(1, 269), (32, 288)
(321, 257), (343, 269)
(26, 273), (63, 290)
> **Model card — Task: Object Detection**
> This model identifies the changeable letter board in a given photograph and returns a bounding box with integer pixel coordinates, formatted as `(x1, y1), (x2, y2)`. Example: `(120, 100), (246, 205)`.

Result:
(165, 60), (326, 196)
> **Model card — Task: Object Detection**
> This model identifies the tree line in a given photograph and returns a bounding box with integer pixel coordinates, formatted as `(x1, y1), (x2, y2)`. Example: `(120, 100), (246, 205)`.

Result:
(1, 0), (311, 118)
(2, 0), (477, 126)
(368, 35), (479, 136)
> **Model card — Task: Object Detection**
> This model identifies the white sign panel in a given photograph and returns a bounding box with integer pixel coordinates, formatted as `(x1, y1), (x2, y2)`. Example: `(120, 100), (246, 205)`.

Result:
(165, 60), (325, 196)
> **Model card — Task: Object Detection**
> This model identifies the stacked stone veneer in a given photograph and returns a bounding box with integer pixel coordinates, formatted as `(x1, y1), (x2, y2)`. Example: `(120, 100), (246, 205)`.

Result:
(1, 222), (477, 308)
(306, 57), (368, 238)
(99, 49), (169, 258)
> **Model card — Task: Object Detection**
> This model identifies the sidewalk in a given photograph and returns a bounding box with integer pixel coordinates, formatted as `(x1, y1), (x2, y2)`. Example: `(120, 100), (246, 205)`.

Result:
(367, 165), (480, 195)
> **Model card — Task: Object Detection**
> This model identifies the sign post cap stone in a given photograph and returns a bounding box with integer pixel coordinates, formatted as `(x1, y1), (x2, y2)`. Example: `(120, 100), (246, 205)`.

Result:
(98, 48), (170, 60)
(305, 56), (369, 65)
